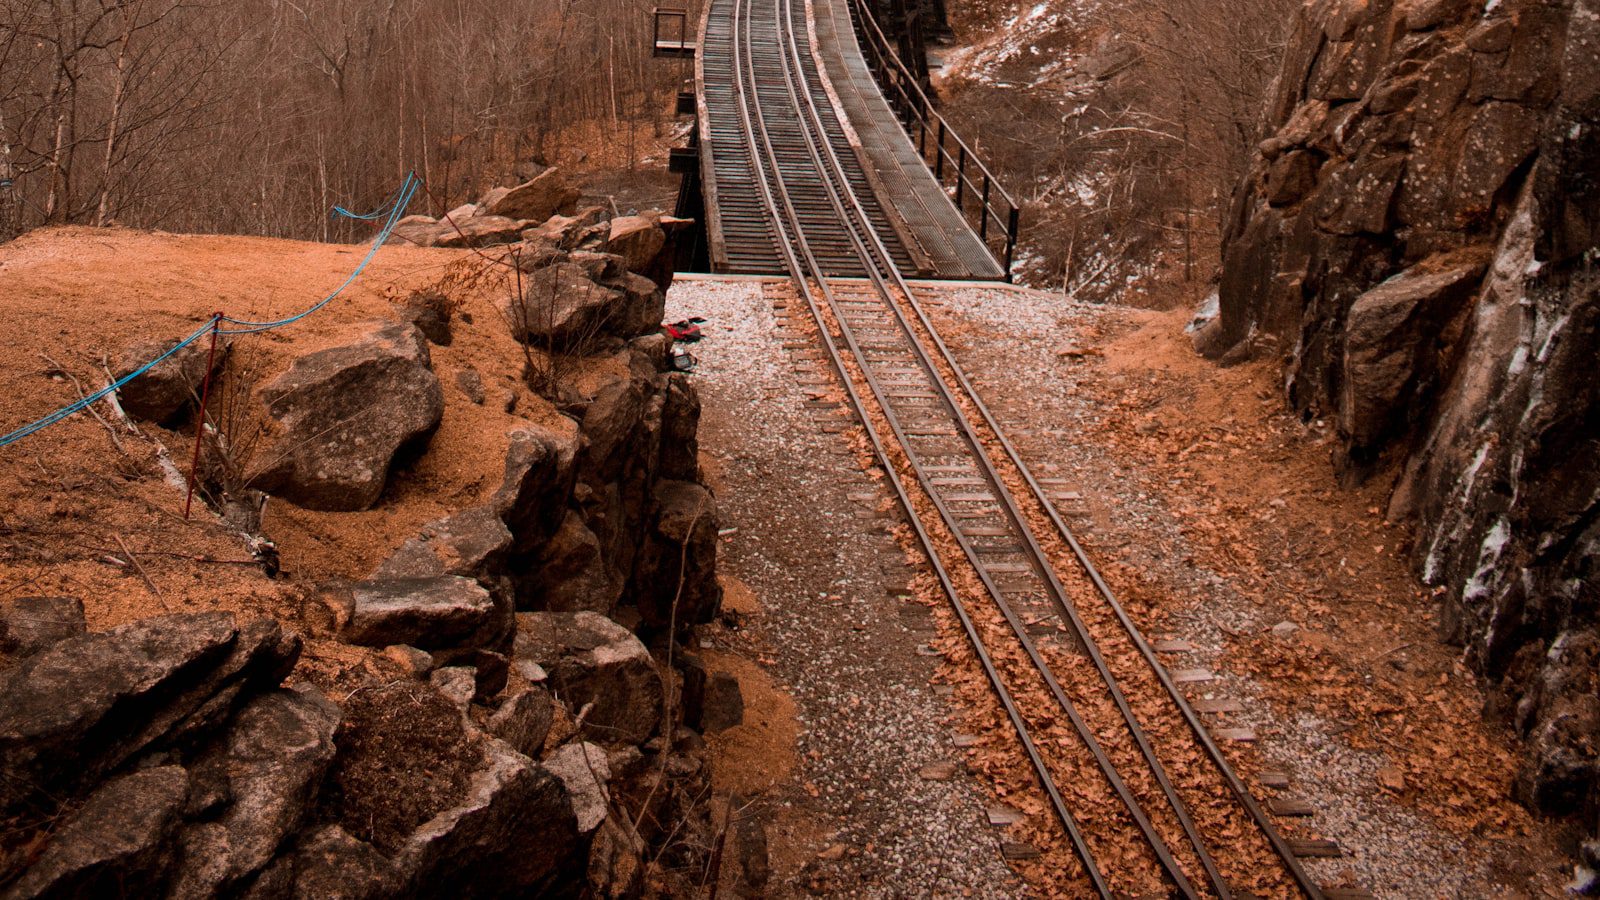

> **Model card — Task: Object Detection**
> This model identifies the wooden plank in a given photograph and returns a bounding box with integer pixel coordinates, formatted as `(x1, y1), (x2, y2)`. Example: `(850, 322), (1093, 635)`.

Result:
(1267, 797), (1315, 817)
(1288, 839), (1342, 858)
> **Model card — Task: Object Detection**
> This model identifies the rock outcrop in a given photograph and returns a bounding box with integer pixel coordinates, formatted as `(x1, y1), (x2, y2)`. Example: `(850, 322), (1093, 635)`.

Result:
(392, 169), (580, 249)
(1206, 0), (1599, 837)
(0, 613), (317, 898)
(250, 320), (444, 511)
(114, 335), (229, 425)
(0, 177), (735, 898)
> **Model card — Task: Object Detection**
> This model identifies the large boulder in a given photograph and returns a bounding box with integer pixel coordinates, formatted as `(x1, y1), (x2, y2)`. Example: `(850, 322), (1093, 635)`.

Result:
(485, 168), (581, 222)
(602, 215), (666, 277)
(492, 422), (582, 552)
(658, 374), (701, 482)
(0, 613), (298, 810)
(632, 480), (721, 633)
(514, 612), (663, 745)
(0, 596), (86, 664)
(500, 263), (664, 350)
(334, 576), (506, 652)
(251, 321), (443, 511)
(400, 737), (579, 898)
(115, 335), (229, 425)
(500, 263), (621, 351)
(373, 506), (513, 584)
(433, 215), (529, 249)
(1337, 255), (1487, 458)
(392, 215), (446, 248)
(523, 510), (624, 614)
(3, 766), (190, 899)
(543, 741), (611, 834)
(577, 372), (649, 486)
(167, 689), (341, 898)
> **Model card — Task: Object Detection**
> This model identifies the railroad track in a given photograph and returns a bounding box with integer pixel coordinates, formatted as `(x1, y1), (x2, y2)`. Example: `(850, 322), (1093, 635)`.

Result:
(724, 0), (1353, 893)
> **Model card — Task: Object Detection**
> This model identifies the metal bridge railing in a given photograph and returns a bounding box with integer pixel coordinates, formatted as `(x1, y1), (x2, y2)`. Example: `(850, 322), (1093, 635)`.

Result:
(845, 0), (1021, 279)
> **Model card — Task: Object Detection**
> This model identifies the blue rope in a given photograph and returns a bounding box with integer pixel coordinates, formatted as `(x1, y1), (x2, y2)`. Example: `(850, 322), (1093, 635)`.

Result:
(331, 177), (409, 220)
(0, 172), (420, 448)
(219, 172), (418, 335)
(0, 317), (218, 448)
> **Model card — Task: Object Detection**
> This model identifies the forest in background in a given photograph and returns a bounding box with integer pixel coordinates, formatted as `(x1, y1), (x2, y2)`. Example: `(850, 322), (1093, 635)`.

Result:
(937, 0), (1298, 296)
(0, 0), (695, 243)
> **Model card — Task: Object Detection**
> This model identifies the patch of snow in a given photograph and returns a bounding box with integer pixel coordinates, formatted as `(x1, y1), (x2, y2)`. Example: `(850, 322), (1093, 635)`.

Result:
(1185, 289), (1220, 334)
(1462, 517), (1511, 604)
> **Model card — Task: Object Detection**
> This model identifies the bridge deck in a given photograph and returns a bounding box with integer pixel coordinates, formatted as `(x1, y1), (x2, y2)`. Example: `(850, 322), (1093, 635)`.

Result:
(696, 0), (1004, 279)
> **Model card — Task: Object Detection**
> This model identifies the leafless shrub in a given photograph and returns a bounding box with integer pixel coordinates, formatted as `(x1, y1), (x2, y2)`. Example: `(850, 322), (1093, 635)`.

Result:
(938, 0), (1296, 297)
(191, 343), (277, 533)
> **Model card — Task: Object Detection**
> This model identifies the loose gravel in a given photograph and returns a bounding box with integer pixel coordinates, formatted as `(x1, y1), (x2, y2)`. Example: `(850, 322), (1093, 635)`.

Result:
(667, 276), (1026, 897)
(666, 274), (1570, 898)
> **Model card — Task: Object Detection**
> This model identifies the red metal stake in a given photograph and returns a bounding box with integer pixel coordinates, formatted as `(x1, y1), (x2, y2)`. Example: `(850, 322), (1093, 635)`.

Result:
(184, 314), (223, 520)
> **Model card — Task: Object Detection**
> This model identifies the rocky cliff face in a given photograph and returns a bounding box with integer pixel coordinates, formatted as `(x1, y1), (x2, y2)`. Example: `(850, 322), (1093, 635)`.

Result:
(1201, 0), (1598, 849)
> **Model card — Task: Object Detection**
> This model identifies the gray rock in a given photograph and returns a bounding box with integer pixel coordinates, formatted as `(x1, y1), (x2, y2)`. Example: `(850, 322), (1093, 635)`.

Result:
(373, 506), (512, 584)
(544, 741), (611, 834)
(454, 368), (485, 404)
(605, 271), (668, 337)
(0, 596), (86, 662)
(251, 321), (443, 511)
(1338, 257), (1486, 454)
(525, 510), (623, 614)
(391, 214), (444, 247)
(260, 825), (404, 900)
(485, 168), (580, 222)
(492, 422), (582, 551)
(501, 262), (623, 351)
(401, 737), (579, 898)
(577, 373), (648, 485)
(658, 374), (702, 481)
(488, 685), (554, 758)
(0, 613), (297, 808)
(114, 335), (229, 425)
(2, 766), (189, 900)
(400, 298), (452, 347)
(514, 611), (663, 744)
(680, 654), (744, 734)
(434, 215), (529, 249)
(701, 672), (745, 734)
(338, 576), (502, 651)
(168, 688), (341, 898)
(632, 480), (721, 633)
(430, 666), (478, 710)
(602, 214), (665, 276)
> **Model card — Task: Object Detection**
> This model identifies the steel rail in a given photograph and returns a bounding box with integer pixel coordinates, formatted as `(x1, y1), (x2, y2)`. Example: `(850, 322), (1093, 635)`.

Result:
(728, 0), (1326, 893)
(727, 0), (1112, 892)
(794, 5), (1327, 890)
(774, 0), (1247, 893)
(779, 0), (1328, 892)
(768, 0), (1203, 883)
(765, 0), (1212, 894)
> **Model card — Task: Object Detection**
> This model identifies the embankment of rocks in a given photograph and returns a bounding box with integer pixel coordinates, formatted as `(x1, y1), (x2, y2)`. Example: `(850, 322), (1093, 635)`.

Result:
(0, 182), (759, 897)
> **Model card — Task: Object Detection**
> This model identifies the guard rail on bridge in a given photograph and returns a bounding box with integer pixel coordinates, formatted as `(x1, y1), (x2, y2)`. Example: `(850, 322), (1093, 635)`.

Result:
(846, 0), (1021, 278)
